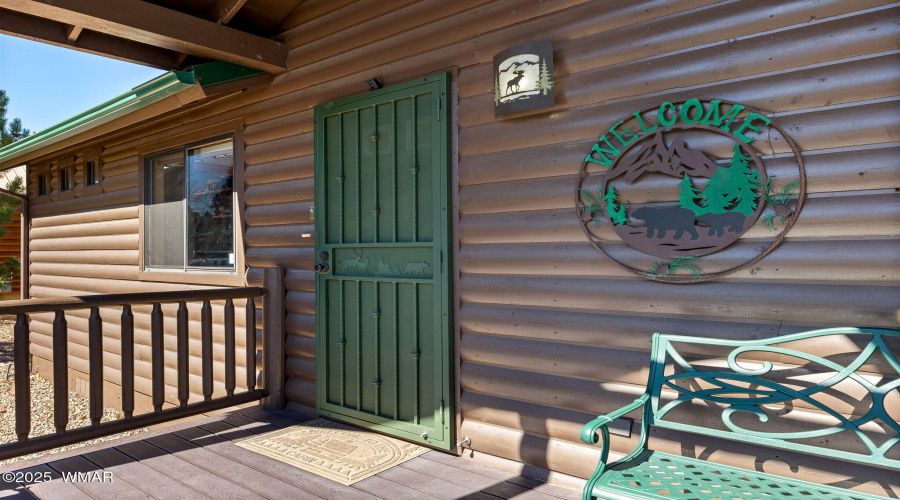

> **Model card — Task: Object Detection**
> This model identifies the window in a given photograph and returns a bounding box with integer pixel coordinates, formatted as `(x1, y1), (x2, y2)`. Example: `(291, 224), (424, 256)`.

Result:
(59, 165), (73, 191)
(144, 138), (235, 272)
(85, 159), (100, 185)
(37, 172), (49, 196)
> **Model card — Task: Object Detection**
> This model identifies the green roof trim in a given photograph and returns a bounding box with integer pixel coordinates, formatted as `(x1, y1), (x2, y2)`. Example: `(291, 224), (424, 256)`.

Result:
(190, 61), (264, 87)
(0, 61), (261, 166)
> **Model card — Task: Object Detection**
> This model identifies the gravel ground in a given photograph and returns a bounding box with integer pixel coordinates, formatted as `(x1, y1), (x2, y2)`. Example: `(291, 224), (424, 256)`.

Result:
(0, 319), (146, 465)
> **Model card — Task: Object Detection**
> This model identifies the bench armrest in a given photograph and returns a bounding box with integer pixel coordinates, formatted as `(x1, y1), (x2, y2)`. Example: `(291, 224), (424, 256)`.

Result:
(581, 394), (649, 446)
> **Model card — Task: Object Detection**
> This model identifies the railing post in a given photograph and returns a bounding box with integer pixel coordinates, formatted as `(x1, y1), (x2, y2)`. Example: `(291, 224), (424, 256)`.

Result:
(121, 305), (134, 418)
(245, 297), (256, 391)
(52, 310), (68, 434)
(151, 303), (164, 412)
(262, 266), (285, 410)
(201, 300), (213, 401)
(177, 302), (189, 407)
(224, 299), (235, 397)
(88, 307), (103, 426)
(14, 313), (30, 441)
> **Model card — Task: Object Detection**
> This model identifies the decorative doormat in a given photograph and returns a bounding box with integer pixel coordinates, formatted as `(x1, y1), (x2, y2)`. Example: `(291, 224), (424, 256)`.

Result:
(235, 418), (428, 485)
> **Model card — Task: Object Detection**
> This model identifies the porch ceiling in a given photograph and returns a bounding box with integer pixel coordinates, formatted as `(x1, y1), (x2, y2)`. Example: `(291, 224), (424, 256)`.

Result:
(0, 0), (306, 73)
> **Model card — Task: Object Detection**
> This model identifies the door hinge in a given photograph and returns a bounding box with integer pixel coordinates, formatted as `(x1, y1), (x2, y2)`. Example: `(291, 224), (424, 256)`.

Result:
(310, 204), (315, 221)
(436, 100), (441, 121)
(440, 399), (445, 424)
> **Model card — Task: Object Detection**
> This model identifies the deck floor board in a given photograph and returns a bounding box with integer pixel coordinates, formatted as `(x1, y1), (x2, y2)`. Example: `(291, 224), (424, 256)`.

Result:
(0, 407), (581, 500)
(16, 464), (91, 500)
(81, 447), (204, 500)
(115, 439), (262, 499)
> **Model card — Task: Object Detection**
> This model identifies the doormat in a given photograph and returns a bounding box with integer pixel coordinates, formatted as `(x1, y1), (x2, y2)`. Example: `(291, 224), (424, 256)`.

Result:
(235, 418), (428, 485)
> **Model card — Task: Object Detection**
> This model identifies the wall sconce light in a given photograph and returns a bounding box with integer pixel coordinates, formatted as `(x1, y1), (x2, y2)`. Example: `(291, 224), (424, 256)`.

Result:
(366, 78), (383, 91)
(493, 40), (554, 118)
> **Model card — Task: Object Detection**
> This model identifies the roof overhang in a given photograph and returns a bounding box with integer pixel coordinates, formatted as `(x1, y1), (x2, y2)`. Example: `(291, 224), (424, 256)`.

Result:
(0, 61), (271, 169)
(0, 0), (289, 73)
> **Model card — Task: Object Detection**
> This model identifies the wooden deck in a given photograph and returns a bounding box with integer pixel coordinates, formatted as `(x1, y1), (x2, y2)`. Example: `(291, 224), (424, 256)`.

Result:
(0, 408), (580, 499)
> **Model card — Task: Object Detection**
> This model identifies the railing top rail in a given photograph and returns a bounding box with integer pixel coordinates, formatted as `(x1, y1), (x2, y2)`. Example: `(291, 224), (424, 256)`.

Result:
(0, 287), (267, 315)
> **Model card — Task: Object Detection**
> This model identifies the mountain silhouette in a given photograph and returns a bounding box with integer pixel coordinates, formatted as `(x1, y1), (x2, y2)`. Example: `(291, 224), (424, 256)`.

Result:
(608, 133), (719, 184)
(499, 59), (539, 74)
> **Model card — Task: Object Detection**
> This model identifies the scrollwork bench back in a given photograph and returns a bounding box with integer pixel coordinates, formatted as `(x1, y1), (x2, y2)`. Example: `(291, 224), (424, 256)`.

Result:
(581, 327), (899, 500)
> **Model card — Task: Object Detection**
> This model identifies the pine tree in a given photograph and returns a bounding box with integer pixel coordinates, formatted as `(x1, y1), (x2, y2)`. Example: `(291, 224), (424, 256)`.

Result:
(701, 168), (736, 214)
(0, 90), (30, 289)
(494, 75), (502, 105)
(728, 144), (761, 216)
(604, 186), (628, 226)
(538, 58), (553, 96)
(677, 173), (705, 215)
(0, 90), (31, 147)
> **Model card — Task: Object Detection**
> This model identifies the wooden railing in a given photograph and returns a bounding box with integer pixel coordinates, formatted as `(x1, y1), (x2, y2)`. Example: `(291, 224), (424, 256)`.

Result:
(0, 272), (283, 461)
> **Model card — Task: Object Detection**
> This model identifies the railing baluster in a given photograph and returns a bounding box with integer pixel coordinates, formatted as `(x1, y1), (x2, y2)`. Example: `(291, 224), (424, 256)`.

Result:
(201, 300), (213, 401)
(0, 286), (270, 461)
(246, 297), (256, 391)
(151, 303), (164, 412)
(177, 302), (189, 407)
(121, 305), (134, 419)
(224, 299), (235, 397)
(14, 313), (30, 441)
(88, 308), (103, 426)
(53, 311), (68, 434)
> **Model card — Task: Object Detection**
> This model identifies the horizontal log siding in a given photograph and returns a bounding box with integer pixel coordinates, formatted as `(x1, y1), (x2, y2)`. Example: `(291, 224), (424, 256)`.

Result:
(26, 152), (257, 414)
(21, 0), (899, 494)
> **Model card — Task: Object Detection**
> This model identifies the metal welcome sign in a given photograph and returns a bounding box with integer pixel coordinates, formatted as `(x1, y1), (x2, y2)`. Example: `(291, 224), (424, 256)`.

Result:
(576, 99), (805, 282)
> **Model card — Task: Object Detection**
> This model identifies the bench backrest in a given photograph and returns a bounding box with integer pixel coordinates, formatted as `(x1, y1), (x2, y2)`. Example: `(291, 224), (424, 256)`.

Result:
(644, 327), (900, 468)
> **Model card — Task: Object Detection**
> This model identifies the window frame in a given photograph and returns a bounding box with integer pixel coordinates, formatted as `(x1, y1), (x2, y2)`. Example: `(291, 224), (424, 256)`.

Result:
(137, 127), (246, 287)
(59, 164), (73, 192)
(36, 171), (49, 196)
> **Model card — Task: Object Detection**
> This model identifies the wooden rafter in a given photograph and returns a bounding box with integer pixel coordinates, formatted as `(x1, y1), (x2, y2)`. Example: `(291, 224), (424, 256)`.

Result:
(0, 0), (287, 73)
(206, 0), (249, 25)
(64, 24), (82, 43)
(0, 7), (177, 69)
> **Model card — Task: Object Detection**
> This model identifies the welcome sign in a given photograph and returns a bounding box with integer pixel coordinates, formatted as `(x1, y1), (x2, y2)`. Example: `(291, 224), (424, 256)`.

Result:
(576, 99), (805, 282)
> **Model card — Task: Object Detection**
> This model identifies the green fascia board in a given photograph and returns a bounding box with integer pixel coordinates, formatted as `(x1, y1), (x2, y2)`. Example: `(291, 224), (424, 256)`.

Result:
(0, 61), (262, 166)
(189, 61), (264, 87)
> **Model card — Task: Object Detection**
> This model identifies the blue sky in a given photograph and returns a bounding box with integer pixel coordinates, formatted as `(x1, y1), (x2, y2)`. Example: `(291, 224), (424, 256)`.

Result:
(0, 34), (164, 133)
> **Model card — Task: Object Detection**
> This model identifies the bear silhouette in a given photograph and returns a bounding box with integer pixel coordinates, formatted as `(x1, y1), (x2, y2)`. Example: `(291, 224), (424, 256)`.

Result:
(696, 211), (747, 237)
(632, 207), (699, 240)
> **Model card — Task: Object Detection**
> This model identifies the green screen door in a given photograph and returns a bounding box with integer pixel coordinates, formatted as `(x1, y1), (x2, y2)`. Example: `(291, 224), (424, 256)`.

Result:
(313, 74), (452, 450)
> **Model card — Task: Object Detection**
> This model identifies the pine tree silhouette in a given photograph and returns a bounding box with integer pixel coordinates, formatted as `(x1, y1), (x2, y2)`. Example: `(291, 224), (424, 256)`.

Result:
(538, 58), (554, 96)
(728, 144), (761, 216)
(700, 144), (761, 215)
(604, 186), (628, 225)
(677, 173), (705, 215)
(701, 168), (735, 214)
(494, 75), (502, 105)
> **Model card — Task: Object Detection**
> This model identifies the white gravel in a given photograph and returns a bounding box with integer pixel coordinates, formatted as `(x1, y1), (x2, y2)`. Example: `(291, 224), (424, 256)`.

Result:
(0, 319), (146, 465)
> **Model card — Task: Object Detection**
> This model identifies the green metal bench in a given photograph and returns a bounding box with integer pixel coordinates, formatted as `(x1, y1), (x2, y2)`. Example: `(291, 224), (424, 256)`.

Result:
(580, 327), (900, 500)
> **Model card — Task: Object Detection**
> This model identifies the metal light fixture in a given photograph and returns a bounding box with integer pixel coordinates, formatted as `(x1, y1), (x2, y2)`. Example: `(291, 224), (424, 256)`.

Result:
(366, 78), (383, 91)
(493, 40), (554, 118)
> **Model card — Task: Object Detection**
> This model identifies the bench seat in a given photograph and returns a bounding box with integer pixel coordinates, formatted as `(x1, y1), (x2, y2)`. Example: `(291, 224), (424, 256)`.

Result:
(580, 328), (899, 500)
(592, 449), (889, 500)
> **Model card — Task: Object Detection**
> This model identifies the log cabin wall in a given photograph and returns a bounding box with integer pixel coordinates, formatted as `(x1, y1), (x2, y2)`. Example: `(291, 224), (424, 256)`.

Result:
(20, 0), (900, 493)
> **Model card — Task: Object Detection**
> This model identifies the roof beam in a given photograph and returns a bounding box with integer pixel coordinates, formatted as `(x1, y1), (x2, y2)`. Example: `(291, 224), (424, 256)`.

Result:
(64, 24), (82, 43)
(206, 0), (248, 25)
(0, 7), (177, 69)
(0, 0), (287, 73)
